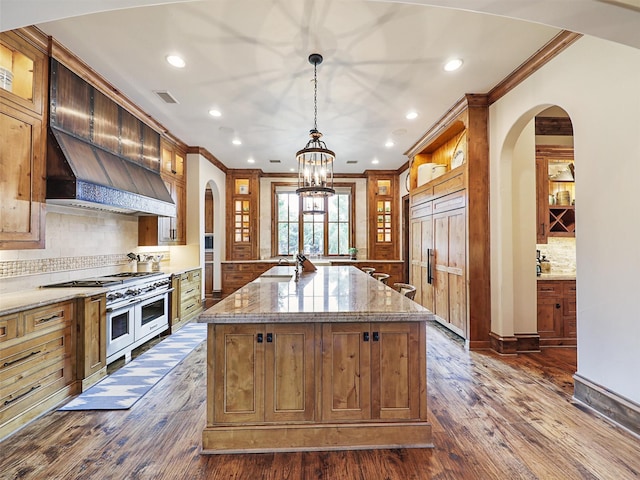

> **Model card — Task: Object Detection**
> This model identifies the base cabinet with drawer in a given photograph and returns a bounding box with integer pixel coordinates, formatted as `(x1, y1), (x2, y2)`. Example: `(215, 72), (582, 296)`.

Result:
(220, 262), (278, 297)
(537, 280), (576, 346)
(0, 301), (76, 440)
(171, 268), (204, 331)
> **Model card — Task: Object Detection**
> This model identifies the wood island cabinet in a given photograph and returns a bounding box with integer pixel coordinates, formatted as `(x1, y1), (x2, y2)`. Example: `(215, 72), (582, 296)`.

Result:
(201, 266), (431, 453)
(211, 323), (315, 424)
(0, 29), (48, 250)
(321, 322), (421, 422)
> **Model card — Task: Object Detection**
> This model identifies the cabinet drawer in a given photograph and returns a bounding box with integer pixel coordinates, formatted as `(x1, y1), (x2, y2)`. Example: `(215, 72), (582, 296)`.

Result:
(433, 172), (465, 198)
(0, 314), (20, 343)
(537, 282), (562, 297)
(411, 201), (432, 219)
(1, 327), (69, 378)
(562, 281), (576, 297)
(24, 301), (73, 334)
(411, 186), (434, 207)
(433, 190), (466, 214)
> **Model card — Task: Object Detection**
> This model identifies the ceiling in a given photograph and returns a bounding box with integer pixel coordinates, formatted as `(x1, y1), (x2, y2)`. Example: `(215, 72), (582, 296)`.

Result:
(2, 0), (639, 174)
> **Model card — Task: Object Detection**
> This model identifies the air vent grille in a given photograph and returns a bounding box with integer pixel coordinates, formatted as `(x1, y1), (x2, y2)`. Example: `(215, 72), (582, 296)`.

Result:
(346, 160), (358, 164)
(269, 159), (281, 163)
(154, 90), (179, 104)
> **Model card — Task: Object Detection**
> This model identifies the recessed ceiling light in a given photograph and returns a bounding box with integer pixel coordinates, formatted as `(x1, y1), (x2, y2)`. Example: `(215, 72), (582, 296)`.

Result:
(208, 109), (221, 117)
(406, 111), (418, 120)
(385, 141), (394, 148)
(166, 55), (186, 68)
(372, 159), (379, 165)
(444, 58), (463, 72)
(232, 138), (242, 145)
(247, 158), (255, 164)
(289, 168), (295, 172)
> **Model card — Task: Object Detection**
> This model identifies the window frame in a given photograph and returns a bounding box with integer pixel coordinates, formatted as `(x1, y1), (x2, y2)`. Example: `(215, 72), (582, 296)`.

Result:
(271, 182), (355, 257)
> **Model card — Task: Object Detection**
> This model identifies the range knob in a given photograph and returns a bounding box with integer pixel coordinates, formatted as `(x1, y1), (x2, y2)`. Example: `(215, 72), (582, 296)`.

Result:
(125, 288), (139, 297)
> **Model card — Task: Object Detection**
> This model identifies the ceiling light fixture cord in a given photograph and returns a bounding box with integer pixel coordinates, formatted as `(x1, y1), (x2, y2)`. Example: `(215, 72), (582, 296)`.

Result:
(313, 58), (318, 132)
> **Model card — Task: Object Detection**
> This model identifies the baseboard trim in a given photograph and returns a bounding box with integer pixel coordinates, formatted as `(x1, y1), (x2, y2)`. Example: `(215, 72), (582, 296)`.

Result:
(489, 332), (540, 354)
(573, 373), (640, 438)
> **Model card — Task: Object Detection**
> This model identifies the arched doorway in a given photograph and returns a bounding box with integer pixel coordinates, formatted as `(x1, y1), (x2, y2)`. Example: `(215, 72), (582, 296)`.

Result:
(491, 105), (576, 353)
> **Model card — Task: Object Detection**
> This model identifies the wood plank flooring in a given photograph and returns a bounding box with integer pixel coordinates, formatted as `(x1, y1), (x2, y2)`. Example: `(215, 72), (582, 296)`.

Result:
(1, 321), (638, 479)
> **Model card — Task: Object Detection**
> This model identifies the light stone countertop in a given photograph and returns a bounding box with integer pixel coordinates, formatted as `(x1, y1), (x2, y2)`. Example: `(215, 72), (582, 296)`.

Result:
(199, 265), (433, 324)
(0, 287), (109, 317)
(537, 273), (576, 281)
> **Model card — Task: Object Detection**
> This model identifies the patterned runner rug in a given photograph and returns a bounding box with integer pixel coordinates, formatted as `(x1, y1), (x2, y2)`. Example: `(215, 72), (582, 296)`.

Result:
(59, 322), (207, 410)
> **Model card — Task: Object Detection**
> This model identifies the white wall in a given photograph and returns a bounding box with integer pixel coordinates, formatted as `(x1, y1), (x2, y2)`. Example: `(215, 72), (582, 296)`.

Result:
(186, 153), (226, 292)
(490, 35), (640, 403)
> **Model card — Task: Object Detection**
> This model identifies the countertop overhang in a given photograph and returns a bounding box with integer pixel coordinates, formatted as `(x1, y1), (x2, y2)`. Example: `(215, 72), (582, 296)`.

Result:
(199, 265), (433, 324)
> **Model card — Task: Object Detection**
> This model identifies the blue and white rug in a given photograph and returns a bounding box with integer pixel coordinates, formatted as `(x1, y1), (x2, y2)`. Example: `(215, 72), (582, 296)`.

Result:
(59, 322), (207, 411)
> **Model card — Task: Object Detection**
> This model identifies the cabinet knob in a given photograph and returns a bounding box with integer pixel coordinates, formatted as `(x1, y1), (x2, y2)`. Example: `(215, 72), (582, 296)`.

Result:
(257, 333), (263, 343)
(373, 331), (379, 342)
(555, 303), (561, 309)
(363, 332), (370, 342)
(266, 333), (273, 343)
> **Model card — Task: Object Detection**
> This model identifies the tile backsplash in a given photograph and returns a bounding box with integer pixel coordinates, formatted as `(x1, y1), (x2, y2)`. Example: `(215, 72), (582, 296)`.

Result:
(0, 206), (168, 293)
(536, 237), (576, 274)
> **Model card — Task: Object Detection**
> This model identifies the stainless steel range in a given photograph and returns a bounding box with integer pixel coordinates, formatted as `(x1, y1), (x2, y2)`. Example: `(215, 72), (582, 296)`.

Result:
(44, 272), (172, 364)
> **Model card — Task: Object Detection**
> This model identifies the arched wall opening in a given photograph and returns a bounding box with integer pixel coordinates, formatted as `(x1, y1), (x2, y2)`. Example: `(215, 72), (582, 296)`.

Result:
(492, 104), (575, 345)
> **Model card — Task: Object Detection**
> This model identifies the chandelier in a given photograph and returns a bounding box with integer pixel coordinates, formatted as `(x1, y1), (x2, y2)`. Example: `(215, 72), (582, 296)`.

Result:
(296, 53), (335, 211)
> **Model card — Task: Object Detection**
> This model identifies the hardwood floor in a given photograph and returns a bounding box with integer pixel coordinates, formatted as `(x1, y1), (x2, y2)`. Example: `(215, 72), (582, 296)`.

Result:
(1, 321), (638, 479)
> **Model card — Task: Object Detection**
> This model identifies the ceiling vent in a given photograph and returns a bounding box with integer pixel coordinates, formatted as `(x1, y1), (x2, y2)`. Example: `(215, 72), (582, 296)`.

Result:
(269, 159), (281, 163)
(154, 90), (179, 104)
(346, 160), (358, 164)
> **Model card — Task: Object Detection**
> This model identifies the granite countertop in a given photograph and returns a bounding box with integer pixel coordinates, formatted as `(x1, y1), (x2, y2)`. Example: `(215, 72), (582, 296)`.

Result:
(0, 287), (110, 317)
(199, 265), (433, 324)
(221, 258), (404, 264)
(537, 273), (576, 281)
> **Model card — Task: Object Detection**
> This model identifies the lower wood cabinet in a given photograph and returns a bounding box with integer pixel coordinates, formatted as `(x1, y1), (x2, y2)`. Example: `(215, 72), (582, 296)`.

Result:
(537, 280), (576, 346)
(1, 301), (76, 439)
(211, 323), (315, 424)
(172, 268), (204, 331)
(204, 319), (429, 452)
(220, 262), (278, 297)
(321, 322), (421, 422)
(76, 294), (107, 390)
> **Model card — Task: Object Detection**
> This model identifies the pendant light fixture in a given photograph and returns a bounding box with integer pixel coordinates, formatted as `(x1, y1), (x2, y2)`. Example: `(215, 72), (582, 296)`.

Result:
(297, 53), (335, 214)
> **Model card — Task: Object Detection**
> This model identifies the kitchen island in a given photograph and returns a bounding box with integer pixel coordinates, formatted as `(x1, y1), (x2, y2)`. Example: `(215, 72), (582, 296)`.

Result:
(198, 265), (434, 453)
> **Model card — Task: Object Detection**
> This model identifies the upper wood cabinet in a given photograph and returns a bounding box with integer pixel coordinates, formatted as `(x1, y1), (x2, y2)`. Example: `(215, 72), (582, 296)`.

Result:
(225, 170), (260, 260)
(366, 172), (399, 260)
(138, 139), (187, 246)
(536, 146), (575, 244)
(407, 94), (490, 349)
(0, 29), (47, 250)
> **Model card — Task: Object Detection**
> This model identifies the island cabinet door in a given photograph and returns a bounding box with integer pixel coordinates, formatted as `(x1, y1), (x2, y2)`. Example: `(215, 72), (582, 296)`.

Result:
(370, 322), (421, 420)
(213, 325), (265, 423)
(264, 324), (315, 422)
(321, 323), (372, 421)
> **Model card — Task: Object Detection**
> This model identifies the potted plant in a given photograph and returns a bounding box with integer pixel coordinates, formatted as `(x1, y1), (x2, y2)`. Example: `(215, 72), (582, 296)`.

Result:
(348, 247), (358, 260)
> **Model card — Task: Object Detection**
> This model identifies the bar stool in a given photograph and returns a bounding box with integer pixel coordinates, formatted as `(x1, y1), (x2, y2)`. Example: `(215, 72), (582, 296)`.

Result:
(393, 282), (416, 300)
(372, 273), (390, 285)
(361, 267), (375, 276)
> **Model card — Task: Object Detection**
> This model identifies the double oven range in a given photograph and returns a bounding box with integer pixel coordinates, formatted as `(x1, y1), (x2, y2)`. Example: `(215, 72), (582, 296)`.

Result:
(44, 272), (172, 364)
